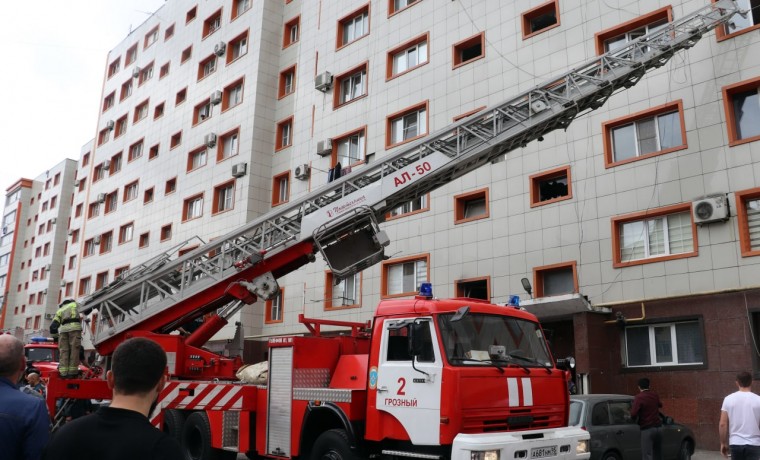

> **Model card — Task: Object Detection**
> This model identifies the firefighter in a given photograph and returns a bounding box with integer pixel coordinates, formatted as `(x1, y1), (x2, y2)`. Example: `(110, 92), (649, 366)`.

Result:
(51, 299), (82, 379)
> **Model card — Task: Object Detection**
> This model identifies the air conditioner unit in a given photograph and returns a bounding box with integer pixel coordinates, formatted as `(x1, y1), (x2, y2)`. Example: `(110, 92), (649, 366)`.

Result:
(106, 120), (115, 131)
(74, 179), (80, 187)
(210, 90), (223, 105)
(1, 226), (6, 235)
(96, 193), (106, 203)
(42, 288), (48, 295)
(67, 229), (73, 236)
(132, 67), (141, 78)
(693, 195), (730, 225)
(316, 139), (333, 156)
(51, 218), (56, 225)
(45, 264), (51, 271)
(204, 133), (217, 148)
(45, 313), (55, 320)
(294, 164), (310, 180)
(102, 160), (110, 170)
(94, 236), (101, 245)
(315, 72), (333, 92)
(232, 162), (247, 178)
(59, 280), (66, 288)
(214, 42), (226, 56)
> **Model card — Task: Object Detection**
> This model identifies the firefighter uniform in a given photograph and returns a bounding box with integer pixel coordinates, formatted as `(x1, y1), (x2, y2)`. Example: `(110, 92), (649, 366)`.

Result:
(52, 299), (82, 378)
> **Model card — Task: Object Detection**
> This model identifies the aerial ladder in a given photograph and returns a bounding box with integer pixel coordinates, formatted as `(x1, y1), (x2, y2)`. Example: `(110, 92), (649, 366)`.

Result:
(72, 0), (740, 377)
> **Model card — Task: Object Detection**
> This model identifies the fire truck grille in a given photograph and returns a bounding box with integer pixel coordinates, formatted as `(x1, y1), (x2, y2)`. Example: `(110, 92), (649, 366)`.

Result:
(461, 406), (565, 433)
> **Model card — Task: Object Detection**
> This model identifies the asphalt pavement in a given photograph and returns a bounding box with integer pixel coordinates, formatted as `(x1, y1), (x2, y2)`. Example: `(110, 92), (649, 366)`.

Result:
(694, 450), (724, 459)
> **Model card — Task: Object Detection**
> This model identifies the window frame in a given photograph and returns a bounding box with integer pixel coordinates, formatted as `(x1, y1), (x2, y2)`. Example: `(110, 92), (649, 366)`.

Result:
(332, 126), (367, 168)
(454, 188), (490, 224)
(193, 99), (213, 125)
(386, 33), (429, 80)
(278, 65), (297, 99)
(533, 261), (578, 298)
(217, 127), (240, 162)
(222, 77), (245, 111)
(529, 165), (573, 207)
(123, 180), (139, 203)
(337, 4), (370, 50)
(128, 139), (144, 162)
(452, 32), (485, 69)
(197, 55), (218, 81)
(183, 194), (205, 222)
(602, 100), (687, 168)
(283, 16), (300, 49)
(118, 222), (134, 244)
(272, 171), (290, 206)
(736, 187), (760, 257)
(187, 147), (208, 172)
(212, 180), (236, 215)
(386, 194), (430, 221)
(521, 0), (561, 40)
(170, 131), (183, 150)
(388, 0), (420, 17)
(334, 62), (369, 109)
(275, 116), (294, 151)
(594, 6), (673, 55)
(713, 0), (760, 41)
(454, 276), (491, 300)
(611, 202), (698, 268)
(265, 288), (285, 324)
(227, 30), (249, 64)
(160, 224), (173, 242)
(324, 271), (363, 310)
(381, 253), (430, 299)
(623, 319), (706, 368)
(385, 100), (429, 149)
(202, 8), (223, 39)
(139, 232), (150, 248)
(133, 99), (149, 124)
(232, 0), (251, 20)
(722, 75), (760, 147)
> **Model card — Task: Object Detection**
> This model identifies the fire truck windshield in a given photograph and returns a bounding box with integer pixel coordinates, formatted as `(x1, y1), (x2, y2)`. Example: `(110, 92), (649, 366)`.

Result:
(437, 313), (552, 368)
(25, 347), (57, 363)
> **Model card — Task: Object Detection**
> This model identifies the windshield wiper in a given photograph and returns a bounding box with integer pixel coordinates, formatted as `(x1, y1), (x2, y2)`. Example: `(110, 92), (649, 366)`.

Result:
(449, 357), (505, 374)
(501, 353), (552, 374)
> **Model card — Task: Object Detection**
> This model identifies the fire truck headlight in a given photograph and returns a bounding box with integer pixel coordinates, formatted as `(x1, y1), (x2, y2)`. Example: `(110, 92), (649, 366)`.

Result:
(470, 450), (499, 460)
(576, 440), (589, 454)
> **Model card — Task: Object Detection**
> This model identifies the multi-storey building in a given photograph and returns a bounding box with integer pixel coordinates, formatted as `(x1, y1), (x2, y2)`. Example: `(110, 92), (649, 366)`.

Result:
(0, 159), (78, 339)
(1, 0), (758, 449)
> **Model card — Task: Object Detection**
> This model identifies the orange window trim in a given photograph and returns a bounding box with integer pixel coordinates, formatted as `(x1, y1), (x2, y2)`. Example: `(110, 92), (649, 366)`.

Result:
(602, 100), (687, 168)
(336, 4), (370, 50)
(452, 32), (485, 69)
(160, 225), (172, 241)
(384, 193), (430, 221)
(333, 61), (369, 109)
(324, 271), (362, 310)
(212, 179), (236, 214)
(271, 171), (291, 206)
(594, 6), (672, 55)
(388, 0), (421, 18)
(222, 77), (245, 112)
(712, 0), (760, 41)
(265, 287), (284, 324)
(722, 76), (760, 147)
(275, 116), (294, 151)
(385, 100), (429, 149)
(533, 261), (578, 298)
(217, 126), (241, 162)
(522, 0), (561, 40)
(610, 202), (698, 268)
(192, 99), (212, 126)
(380, 253), (431, 299)
(529, 165), (573, 208)
(386, 33), (429, 81)
(226, 30), (249, 65)
(454, 187), (490, 224)
(454, 276), (491, 299)
(736, 187), (760, 257)
(331, 125), (368, 168)
(283, 16), (300, 49)
(278, 65), (297, 99)
(182, 194), (204, 222)
(453, 106), (487, 122)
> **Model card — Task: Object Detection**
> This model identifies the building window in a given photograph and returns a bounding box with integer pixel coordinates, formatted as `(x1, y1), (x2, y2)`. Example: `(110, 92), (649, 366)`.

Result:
(186, 6), (197, 23)
(716, 0), (760, 40)
(387, 33), (428, 79)
(108, 58), (120, 79)
(124, 181), (139, 202)
(193, 99), (212, 125)
(736, 187), (760, 257)
(154, 102), (165, 119)
(227, 31), (248, 63)
(170, 131), (182, 149)
(159, 62), (170, 79)
(138, 62), (154, 85)
(97, 128), (110, 146)
(337, 5), (370, 49)
(389, 0), (420, 16)
(521, 0), (560, 39)
(530, 166), (572, 207)
(144, 187), (155, 204)
(386, 101), (428, 148)
(82, 152), (90, 166)
(161, 224), (173, 241)
(452, 32), (485, 68)
(96, 271), (110, 290)
(93, 164), (106, 182)
(232, 0), (251, 20)
(625, 321), (704, 367)
(213, 181), (235, 214)
(333, 128), (366, 167)
(594, 6), (672, 54)
(165, 24), (175, 40)
(603, 101), (686, 167)
(109, 152), (123, 175)
(183, 195), (204, 221)
(612, 203), (697, 267)
(276, 117), (293, 150)
(87, 203), (100, 219)
(202, 9), (222, 38)
(79, 277), (91, 296)
(218, 129), (240, 161)
(75, 204), (83, 218)
(104, 191), (118, 214)
(334, 63), (367, 108)
(102, 92), (115, 112)
(134, 99), (149, 123)
(149, 144), (159, 160)
(533, 261), (577, 297)
(283, 16), (300, 48)
(278, 66), (296, 99)
(454, 188), (489, 224)
(181, 46), (193, 64)
(119, 223), (134, 244)
(325, 272), (362, 309)
(139, 232), (150, 248)
(187, 148), (208, 172)
(176, 88), (187, 106)
(120, 79), (133, 101)
(197, 55), (217, 81)
(128, 140), (144, 161)
(455, 276), (490, 300)
(722, 76), (760, 146)
(165, 178), (177, 195)
(100, 231), (113, 254)
(222, 78), (244, 110)
(381, 254), (429, 298)
(272, 172), (290, 206)
(83, 238), (95, 257)
(68, 254), (76, 269)
(125, 43), (138, 66)
(265, 289), (284, 323)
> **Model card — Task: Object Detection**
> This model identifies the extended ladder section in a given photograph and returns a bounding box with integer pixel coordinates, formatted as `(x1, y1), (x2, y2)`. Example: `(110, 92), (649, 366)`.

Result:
(82, 0), (741, 352)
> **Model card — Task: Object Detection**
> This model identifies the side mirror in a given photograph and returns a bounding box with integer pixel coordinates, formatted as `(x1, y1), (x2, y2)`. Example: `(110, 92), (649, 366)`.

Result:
(408, 322), (427, 357)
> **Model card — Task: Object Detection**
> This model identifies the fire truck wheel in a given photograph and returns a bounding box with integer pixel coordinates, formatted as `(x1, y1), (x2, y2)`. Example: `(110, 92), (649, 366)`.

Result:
(182, 411), (236, 460)
(163, 409), (186, 440)
(311, 429), (357, 460)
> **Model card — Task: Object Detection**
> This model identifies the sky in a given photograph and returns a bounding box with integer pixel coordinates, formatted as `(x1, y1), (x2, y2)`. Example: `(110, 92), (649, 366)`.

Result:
(0, 0), (166, 194)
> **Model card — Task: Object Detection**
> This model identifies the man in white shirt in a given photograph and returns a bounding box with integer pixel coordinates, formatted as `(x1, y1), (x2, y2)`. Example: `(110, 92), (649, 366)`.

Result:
(720, 371), (760, 459)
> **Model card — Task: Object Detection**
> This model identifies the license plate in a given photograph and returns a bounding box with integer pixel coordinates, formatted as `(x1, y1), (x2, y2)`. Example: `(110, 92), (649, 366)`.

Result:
(530, 446), (557, 459)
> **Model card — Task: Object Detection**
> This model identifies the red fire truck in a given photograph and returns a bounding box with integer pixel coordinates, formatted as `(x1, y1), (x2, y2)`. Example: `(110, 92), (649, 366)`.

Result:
(25, 337), (59, 379)
(44, 2), (740, 459)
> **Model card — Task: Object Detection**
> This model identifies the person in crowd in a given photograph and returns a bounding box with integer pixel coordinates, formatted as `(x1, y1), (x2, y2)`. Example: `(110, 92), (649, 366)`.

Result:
(22, 371), (46, 398)
(0, 334), (50, 460)
(43, 337), (185, 460)
(631, 377), (663, 460)
(719, 371), (760, 459)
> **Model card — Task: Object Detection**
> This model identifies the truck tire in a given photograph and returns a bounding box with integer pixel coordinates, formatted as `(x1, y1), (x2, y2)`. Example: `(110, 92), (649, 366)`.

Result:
(311, 429), (357, 460)
(182, 411), (236, 460)
(163, 409), (186, 441)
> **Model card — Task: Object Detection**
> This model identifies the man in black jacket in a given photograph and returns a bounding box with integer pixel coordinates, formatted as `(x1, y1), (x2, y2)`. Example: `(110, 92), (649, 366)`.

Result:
(43, 337), (185, 460)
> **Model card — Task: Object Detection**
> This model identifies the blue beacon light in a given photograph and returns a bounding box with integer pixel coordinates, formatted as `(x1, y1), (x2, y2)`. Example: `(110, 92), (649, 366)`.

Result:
(507, 295), (521, 308)
(419, 282), (433, 298)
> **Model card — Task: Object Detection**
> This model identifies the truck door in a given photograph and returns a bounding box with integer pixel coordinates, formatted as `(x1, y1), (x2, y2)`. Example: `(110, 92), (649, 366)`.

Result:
(375, 317), (442, 445)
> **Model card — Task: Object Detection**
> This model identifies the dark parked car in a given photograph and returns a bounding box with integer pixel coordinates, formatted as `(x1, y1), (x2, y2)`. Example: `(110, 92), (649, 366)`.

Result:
(569, 394), (695, 460)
